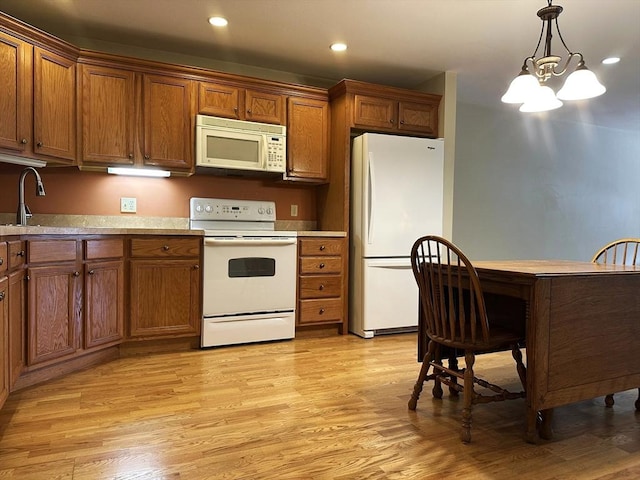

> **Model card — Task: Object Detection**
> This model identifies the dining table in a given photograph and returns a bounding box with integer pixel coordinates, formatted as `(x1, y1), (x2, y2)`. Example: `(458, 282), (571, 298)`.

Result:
(417, 259), (640, 443)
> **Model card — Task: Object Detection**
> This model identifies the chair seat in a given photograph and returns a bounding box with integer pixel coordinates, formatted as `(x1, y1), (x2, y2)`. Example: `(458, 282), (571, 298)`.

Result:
(428, 325), (523, 352)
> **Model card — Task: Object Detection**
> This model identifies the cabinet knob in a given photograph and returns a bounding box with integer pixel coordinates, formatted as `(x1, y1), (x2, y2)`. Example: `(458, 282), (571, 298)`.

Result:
(17, 250), (25, 257)
(319, 284), (324, 290)
(319, 245), (325, 251)
(88, 270), (95, 275)
(247, 109), (252, 114)
(128, 153), (134, 159)
(0, 291), (5, 301)
(193, 264), (199, 270)
(36, 141), (43, 148)
(0, 257), (3, 265)
(21, 138), (28, 144)
(319, 263), (325, 269)
(400, 120), (405, 124)
(389, 119), (394, 124)
(144, 154), (150, 160)
(162, 245), (170, 251)
(73, 271), (80, 277)
(319, 308), (325, 314)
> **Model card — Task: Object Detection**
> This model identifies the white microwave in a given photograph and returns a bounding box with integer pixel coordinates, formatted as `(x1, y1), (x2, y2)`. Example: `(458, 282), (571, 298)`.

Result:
(195, 115), (286, 174)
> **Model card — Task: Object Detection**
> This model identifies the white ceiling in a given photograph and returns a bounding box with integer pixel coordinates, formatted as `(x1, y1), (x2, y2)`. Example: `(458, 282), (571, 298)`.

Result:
(1, 0), (639, 131)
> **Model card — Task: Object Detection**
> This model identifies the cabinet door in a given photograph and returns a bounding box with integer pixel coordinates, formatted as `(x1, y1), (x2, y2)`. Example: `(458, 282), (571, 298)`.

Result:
(80, 64), (136, 165)
(0, 31), (32, 153)
(143, 74), (195, 171)
(8, 268), (26, 389)
(198, 81), (242, 119)
(397, 100), (438, 136)
(286, 97), (328, 180)
(129, 259), (200, 337)
(353, 94), (397, 130)
(245, 89), (284, 124)
(0, 276), (8, 409)
(84, 260), (124, 349)
(27, 264), (80, 365)
(33, 47), (76, 163)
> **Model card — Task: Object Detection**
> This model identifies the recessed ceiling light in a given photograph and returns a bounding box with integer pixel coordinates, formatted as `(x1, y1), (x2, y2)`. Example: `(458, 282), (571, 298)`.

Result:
(208, 16), (228, 27)
(602, 57), (620, 65)
(330, 43), (347, 52)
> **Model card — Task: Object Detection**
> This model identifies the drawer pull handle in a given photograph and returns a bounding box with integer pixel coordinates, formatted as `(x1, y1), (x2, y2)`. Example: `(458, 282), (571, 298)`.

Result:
(319, 308), (325, 314)
(319, 263), (325, 269)
(319, 245), (325, 251)
(17, 250), (25, 257)
(163, 245), (170, 251)
(319, 284), (324, 290)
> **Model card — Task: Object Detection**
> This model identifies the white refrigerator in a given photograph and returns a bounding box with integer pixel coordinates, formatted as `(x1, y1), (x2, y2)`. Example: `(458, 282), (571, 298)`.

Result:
(350, 133), (444, 338)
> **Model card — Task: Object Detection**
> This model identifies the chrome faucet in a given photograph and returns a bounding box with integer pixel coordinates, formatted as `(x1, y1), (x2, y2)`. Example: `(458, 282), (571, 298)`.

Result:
(16, 167), (46, 226)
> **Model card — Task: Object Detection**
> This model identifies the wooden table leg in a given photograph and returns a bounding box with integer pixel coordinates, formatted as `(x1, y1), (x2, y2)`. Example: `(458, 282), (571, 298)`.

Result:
(538, 408), (554, 440)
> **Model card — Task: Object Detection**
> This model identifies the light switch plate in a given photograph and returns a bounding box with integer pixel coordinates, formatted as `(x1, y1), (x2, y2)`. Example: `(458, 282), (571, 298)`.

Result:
(120, 197), (137, 213)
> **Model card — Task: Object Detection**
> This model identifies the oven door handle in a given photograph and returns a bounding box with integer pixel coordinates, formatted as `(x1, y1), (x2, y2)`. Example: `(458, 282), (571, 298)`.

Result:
(204, 238), (297, 247)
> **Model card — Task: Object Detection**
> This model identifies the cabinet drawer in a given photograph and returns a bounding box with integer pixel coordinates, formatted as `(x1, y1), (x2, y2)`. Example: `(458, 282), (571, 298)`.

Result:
(85, 238), (124, 260)
(298, 298), (343, 324)
(28, 240), (77, 263)
(0, 242), (6, 273)
(299, 238), (344, 256)
(299, 275), (341, 299)
(299, 256), (342, 274)
(130, 238), (201, 257)
(7, 241), (26, 269)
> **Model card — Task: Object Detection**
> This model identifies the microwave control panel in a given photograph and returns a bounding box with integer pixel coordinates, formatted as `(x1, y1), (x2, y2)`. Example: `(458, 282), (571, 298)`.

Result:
(266, 136), (286, 172)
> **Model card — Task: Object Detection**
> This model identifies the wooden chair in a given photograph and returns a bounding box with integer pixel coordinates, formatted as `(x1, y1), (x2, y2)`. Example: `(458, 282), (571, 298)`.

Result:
(408, 235), (526, 443)
(591, 238), (640, 410)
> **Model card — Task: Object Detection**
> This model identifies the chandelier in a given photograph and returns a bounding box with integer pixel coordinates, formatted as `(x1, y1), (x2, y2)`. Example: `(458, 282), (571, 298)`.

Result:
(501, 0), (606, 113)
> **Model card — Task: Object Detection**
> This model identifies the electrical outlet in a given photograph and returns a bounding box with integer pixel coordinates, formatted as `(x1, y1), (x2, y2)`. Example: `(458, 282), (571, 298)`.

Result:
(290, 204), (298, 217)
(120, 197), (137, 213)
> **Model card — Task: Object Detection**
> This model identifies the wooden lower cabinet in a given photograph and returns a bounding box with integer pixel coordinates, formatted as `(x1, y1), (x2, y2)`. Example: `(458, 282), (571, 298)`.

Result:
(297, 236), (347, 333)
(27, 262), (80, 365)
(0, 276), (8, 409)
(7, 268), (26, 389)
(84, 238), (125, 349)
(128, 237), (201, 338)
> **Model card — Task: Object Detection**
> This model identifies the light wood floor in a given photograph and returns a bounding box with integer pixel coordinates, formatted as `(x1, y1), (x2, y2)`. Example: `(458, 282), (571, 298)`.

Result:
(1, 332), (638, 479)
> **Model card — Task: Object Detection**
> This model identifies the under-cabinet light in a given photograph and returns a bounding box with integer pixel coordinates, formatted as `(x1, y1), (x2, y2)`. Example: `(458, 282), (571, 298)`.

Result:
(107, 167), (170, 178)
(0, 153), (47, 167)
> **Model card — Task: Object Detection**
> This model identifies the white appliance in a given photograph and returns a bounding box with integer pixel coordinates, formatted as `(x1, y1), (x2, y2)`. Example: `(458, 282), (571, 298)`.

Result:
(350, 133), (444, 338)
(190, 197), (297, 347)
(195, 115), (286, 174)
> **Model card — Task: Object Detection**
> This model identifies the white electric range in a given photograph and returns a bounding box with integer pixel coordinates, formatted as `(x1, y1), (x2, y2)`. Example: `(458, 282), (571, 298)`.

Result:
(190, 197), (297, 347)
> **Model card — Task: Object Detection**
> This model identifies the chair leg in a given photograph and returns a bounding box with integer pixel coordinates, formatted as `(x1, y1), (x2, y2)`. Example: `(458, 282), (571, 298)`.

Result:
(461, 351), (475, 443)
(605, 394), (615, 407)
(408, 340), (436, 410)
(511, 343), (527, 391)
(636, 388), (640, 411)
(448, 354), (459, 396)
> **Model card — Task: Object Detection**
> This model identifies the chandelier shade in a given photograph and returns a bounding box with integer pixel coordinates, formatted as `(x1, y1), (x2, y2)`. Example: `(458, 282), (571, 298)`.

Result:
(502, 1), (606, 112)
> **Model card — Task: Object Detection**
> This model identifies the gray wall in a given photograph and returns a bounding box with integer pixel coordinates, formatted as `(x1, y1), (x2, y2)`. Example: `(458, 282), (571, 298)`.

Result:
(452, 102), (640, 261)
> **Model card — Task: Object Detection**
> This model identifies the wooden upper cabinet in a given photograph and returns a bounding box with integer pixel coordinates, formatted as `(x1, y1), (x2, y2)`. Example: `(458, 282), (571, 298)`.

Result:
(0, 31), (32, 154)
(80, 64), (136, 165)
(143, 74), (196, 170)
(286, 97), (329, 181)
(33, 47), (76, 163)
(79, 64), (195, 172)
(198, 81), (284, 124)
(0, 32), (76, 163)
(353, 94), (438, 136)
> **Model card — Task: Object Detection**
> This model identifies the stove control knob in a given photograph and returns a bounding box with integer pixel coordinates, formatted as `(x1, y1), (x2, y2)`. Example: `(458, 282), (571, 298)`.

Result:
(258, 207), (264, 214)
(205, 205), (213, 213)
(266, 207), (273, 215)
(195, 204), (202, 212)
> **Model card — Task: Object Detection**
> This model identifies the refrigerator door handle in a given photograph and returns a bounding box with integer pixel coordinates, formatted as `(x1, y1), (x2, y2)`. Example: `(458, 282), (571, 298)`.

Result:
(367, 152), (376, 245)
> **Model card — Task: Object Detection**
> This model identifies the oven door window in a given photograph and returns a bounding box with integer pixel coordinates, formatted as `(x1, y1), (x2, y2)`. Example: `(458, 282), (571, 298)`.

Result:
(228, 257), (275, 278)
